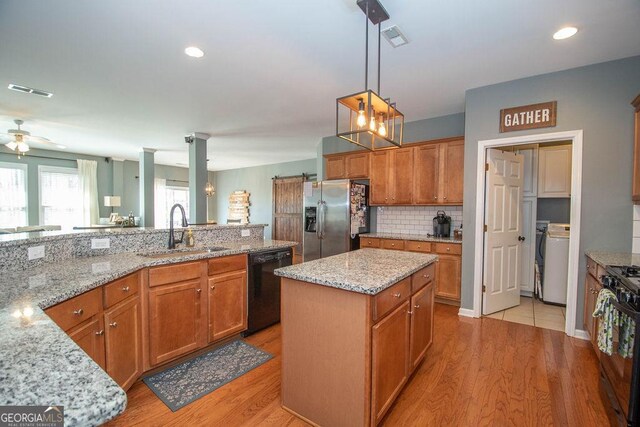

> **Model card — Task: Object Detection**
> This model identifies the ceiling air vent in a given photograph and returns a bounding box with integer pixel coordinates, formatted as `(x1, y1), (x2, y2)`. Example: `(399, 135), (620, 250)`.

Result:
(382, 25), (409, 48)
(8, 83), (53, 98)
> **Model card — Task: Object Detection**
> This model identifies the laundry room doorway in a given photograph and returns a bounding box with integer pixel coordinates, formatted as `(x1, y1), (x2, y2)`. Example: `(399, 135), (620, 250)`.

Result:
(472, 130), (583, 337)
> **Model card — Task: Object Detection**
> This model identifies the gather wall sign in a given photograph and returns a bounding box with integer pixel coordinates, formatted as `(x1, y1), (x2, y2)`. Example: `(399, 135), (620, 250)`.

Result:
(499, 101), (557, 132)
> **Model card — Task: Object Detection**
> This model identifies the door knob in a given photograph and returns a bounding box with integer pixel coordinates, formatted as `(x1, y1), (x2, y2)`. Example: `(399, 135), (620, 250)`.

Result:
(518, 236), (525, 242)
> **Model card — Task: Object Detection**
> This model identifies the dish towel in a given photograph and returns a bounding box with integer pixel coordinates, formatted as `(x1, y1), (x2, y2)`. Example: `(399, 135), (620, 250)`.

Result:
(593, 288), (636, 358)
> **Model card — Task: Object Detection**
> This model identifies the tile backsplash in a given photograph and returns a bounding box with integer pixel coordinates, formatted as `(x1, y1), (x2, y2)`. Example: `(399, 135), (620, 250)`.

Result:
(376, 206), (463, 235)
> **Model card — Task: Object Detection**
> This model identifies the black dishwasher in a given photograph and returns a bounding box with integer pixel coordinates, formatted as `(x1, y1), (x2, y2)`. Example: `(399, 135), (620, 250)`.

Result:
(244, 248), (292, 336)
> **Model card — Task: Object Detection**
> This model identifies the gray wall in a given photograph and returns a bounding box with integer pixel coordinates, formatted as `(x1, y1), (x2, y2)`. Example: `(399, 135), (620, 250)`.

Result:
(0, 148), (114, 224)
(317, 112), (466, 180)
(212, 158), (317, 236)
(537, 198), (571, 224)
(462, 56), (640, 328)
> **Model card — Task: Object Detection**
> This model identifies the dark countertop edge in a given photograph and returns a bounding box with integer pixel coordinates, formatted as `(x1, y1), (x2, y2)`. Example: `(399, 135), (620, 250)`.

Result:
(35, 241), (297, 310)
(361, 233), (462, 244)
(275, 257), (437, 296)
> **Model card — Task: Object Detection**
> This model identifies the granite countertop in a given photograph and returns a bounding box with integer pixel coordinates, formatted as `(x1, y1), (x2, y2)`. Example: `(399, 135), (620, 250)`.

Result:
(274, 248), (437, 295)
(0, 239), (296, 426)
(361, 232), (462, 244)
(585, 251), (640, 267)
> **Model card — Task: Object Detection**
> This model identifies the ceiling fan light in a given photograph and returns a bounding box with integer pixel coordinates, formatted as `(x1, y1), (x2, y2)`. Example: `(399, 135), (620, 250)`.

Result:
(17, 143), (29, 153)
(5, 141), (18, 151)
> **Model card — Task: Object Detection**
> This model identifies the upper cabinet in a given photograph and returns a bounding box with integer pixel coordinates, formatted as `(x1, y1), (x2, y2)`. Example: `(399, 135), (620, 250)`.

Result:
(632, 94), (640, 203)
(370, 148), (414, 205)
(325, 137), (464, 206)
(538, 144), (572, 198)
(325, 151), (370, 180)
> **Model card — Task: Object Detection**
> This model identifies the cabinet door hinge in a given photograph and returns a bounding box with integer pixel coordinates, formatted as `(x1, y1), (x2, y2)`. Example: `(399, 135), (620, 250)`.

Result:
(485, 163), (489, 172)
(484, 224), (488, 232)
(482, 285), (486, 293)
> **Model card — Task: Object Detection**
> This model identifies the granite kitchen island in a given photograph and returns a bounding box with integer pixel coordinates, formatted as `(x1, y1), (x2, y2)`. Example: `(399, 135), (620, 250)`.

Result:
(274, 248), (438, 427)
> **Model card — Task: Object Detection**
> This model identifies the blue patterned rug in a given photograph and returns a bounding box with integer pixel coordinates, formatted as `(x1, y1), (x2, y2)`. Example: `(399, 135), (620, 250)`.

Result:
(143, 340), (273, 411)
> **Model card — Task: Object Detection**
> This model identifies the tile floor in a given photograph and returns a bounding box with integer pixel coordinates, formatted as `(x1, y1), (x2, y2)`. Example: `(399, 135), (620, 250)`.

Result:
(483, 296), (566, 331)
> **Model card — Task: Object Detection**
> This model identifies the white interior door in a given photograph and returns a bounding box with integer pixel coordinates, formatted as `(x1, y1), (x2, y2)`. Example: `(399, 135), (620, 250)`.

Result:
(520, 197), (537, 294)
(483, 149), (524, 315)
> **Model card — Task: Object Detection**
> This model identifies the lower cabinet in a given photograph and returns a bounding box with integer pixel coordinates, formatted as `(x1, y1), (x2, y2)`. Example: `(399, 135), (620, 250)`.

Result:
(148, 279), (206, 366)
(67, 316), (106, 370)
(584, 256), (603, 356)
(208, 270), (247, 343)
(372, 301), (411, 425)
(48, 255), (249, 390)
(435, 254), (461, 301)
(410, 282), (434, 370)
(104, 296), (142, 390)
(46, 272), (142, 391)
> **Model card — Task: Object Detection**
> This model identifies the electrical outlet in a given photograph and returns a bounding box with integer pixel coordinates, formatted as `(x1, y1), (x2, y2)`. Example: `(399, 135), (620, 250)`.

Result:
(28, 245), (45, 260)
(241, 229), (251, 237)
(91, 238), (110, 249)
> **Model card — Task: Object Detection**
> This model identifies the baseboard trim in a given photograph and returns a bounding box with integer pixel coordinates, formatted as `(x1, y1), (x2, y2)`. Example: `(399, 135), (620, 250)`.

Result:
(573, 329), (590, 341)
(458, 308), (477, 318)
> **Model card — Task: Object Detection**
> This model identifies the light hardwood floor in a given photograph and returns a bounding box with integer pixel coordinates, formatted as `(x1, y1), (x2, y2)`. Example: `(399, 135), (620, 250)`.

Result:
(105, 304), (611, 426)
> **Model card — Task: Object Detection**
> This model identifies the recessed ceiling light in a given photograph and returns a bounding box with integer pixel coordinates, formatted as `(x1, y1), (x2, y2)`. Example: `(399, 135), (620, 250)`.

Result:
(553, 26), (578, 40)
(184, 46), (204, 58)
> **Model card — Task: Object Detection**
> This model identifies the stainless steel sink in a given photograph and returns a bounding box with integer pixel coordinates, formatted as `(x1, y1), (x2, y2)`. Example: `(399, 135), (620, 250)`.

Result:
(138, 247), (228, 259)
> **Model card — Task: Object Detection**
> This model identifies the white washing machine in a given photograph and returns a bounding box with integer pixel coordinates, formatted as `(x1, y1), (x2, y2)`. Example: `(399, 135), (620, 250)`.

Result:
(543, 223), (570, 305)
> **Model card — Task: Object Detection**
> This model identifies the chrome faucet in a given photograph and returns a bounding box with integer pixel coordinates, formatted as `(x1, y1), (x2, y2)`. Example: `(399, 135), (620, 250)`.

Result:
(168, 203), (189, 249)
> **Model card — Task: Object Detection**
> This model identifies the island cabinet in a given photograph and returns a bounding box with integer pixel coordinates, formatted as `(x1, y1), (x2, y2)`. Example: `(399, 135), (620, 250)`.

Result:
(146, 255), (248, 368)
(45, 271), (143, 390)
(281, 262), (435, 426)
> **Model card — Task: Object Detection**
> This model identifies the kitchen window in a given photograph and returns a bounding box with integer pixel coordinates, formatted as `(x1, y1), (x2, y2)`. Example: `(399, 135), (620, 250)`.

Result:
(39, 165), (83, 230)
(0, 162), (28, 229)
(155, 178), (190, 228)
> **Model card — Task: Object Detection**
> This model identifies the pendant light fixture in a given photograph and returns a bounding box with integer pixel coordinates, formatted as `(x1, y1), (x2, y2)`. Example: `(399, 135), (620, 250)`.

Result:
(335, 0), (404, 151)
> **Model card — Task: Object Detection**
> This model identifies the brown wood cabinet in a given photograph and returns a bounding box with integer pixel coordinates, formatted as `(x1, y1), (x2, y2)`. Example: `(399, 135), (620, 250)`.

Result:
(370, 148), (414, 205)
(584, 256), (603, 356)
(208, 270), (247, 342)
(371, 300), (411, 425)
(104, 296), (142, 390)
(67, 316), (106, 370)
(413, 144), (440, 204)
(441, 140), (464, 204)
(632, 94), (640, 202)
(364, 236), (462, 303)
(148, 279), (206, 366)
(281, 262), (436, 426)
(325, 151), (370, 180)
(46, 272), (142, 390)
(409, 282), (434, 371)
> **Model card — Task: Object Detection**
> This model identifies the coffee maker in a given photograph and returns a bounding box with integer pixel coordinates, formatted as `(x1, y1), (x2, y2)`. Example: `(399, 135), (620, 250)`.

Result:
(433, 210), (451, 237)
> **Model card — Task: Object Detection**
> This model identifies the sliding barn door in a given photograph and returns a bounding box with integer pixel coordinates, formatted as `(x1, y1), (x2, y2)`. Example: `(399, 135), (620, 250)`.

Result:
(272, 176), (304, 263)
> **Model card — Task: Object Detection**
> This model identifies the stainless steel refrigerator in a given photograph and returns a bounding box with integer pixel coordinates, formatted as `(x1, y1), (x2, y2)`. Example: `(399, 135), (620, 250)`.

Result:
(303, 179), (370, 261)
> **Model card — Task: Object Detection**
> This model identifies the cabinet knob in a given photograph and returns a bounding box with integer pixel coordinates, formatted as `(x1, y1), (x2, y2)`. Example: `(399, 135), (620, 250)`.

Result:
(407, 310), (414, 315)
(417, 245), (421, 249)
(586, 263), (590, 268)
(414, 304), (420, 309)
(423, 274), (430, 279)
(393, 293), (401, 298)
(446, 247), (450, 252)
(122, 286), (130, 292)
(444, 196), (447, 200)
(434, 196), (437, 200)
(391, 243), (395, 246)
(73, 309), (84, 316)
(210, 285), (215, 290)
(196, 289), (202, 294)
(109, 322), (117, 328)
(95, 330), (104, 336)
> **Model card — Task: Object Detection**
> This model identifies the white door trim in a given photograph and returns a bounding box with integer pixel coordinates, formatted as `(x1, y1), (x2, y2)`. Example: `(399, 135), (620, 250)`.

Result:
(470, 130), (583, 337)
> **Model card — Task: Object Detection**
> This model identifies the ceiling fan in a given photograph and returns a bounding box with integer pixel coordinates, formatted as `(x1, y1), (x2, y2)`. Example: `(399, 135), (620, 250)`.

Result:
(0, 119), (55, 156)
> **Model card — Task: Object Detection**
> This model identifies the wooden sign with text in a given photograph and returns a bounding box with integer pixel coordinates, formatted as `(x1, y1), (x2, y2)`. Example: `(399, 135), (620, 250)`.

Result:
(500, 101), (557, 132)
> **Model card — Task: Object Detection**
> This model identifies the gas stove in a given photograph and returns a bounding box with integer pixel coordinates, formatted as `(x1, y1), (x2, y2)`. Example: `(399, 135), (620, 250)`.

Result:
(604, 265), (640, 311)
